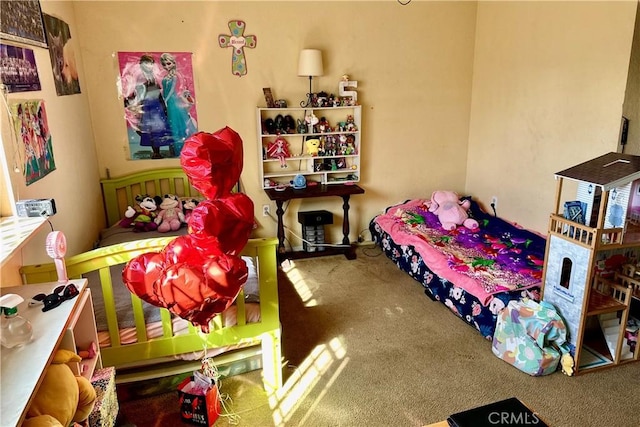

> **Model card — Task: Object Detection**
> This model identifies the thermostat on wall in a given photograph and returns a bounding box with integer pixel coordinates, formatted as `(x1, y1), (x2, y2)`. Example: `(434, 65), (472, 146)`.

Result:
(16, 199), (56, 217)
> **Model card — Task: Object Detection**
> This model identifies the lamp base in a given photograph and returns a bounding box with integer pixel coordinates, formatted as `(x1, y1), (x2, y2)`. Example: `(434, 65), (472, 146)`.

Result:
(300, 76), (314, 108)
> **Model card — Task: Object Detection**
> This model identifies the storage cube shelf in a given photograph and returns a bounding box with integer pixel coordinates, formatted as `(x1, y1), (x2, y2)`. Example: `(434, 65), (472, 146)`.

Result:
(257, 105), (362, 189)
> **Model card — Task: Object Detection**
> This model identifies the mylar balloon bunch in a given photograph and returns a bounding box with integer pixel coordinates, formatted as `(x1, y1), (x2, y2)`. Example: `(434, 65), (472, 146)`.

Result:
(122, 127), (255, 332)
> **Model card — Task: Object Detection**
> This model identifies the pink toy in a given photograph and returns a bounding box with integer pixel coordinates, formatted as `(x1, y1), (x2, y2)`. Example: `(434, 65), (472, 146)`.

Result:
(155, 194), (185, 232)
(427, 190), (478, 231)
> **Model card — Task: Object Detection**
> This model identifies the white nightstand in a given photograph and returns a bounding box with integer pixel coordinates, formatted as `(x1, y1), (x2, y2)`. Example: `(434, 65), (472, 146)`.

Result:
(0, 279), (101, 426)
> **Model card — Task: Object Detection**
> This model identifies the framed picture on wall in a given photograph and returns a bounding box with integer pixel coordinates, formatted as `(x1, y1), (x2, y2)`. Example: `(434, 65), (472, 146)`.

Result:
(0, 43), (41, 93)
(0, 0), (47, 48)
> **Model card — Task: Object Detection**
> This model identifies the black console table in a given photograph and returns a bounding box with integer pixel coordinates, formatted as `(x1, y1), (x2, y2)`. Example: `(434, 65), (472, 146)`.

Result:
(264, 184), (365, 261)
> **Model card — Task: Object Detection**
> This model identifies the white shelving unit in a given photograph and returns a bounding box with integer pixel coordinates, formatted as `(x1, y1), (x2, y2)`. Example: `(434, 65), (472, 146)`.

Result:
(257, 105), (362, 189)
(0, 279), (101, 426)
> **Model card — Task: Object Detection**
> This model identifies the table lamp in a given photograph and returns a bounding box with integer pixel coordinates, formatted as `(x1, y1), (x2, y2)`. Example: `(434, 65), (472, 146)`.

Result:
(298, 49), (323, 107)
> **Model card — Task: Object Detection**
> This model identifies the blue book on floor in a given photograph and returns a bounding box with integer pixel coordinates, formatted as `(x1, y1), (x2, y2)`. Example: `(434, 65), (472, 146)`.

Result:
(447, 397), (548, 427)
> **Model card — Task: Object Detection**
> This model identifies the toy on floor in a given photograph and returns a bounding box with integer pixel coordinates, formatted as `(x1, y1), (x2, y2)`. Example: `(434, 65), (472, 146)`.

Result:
(23, 349), (96, 427)
(560, 353), (575, 376)
(427, 190), (478, 231)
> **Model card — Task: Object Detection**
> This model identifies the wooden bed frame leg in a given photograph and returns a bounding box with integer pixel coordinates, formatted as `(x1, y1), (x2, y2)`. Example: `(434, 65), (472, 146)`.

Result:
(261, 330), (283, 393)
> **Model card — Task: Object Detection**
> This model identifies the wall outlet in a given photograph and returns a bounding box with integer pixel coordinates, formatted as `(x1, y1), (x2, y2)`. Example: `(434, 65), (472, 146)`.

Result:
(262, 204), (270, 217)
(491, 196), (498, 208)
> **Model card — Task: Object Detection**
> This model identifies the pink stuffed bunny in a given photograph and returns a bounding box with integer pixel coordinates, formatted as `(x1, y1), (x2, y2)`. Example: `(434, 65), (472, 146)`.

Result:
(428, 190), (479, 231)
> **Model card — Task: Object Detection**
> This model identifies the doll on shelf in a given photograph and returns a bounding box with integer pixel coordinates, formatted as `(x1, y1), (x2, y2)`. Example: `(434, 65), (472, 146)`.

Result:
(267, 136), (291, 168)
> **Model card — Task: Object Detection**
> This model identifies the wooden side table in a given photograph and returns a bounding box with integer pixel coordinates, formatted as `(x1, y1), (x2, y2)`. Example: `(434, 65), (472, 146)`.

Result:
(264, 183), (365, 261)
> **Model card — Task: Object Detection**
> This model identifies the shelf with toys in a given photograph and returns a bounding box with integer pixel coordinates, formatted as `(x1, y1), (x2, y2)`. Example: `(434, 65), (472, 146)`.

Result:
(257, 104), (361, 189)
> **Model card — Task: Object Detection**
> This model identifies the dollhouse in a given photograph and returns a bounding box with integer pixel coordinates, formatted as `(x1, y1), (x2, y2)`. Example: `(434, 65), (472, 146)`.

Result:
(541, 152), (640, 374)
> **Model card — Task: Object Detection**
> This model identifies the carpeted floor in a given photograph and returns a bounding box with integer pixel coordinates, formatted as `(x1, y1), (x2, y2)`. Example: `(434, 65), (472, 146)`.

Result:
(116, 246), (640, 427)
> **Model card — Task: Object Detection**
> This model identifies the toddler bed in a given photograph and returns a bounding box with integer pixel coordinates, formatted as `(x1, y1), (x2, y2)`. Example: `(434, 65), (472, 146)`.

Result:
(370, 197), (546, 339)
(20, 168), (282, 392)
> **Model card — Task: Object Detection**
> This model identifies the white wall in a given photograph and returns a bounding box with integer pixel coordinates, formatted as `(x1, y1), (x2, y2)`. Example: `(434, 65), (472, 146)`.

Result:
(466, 0), (637, 233)
(71, 0), (478, 246)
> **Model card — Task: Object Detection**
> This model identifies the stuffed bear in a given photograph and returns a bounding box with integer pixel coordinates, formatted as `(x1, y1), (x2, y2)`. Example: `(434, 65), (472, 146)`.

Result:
(155, 194), (185, 232)
(428, 190), (479, 231)
(119, 194), (161, 232)
(23, 349), (96, 427)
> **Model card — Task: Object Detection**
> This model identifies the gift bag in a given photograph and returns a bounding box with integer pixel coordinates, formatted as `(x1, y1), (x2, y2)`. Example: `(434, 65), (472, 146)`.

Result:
(177, 373), (221, 426)
(492, 298), (569, 376)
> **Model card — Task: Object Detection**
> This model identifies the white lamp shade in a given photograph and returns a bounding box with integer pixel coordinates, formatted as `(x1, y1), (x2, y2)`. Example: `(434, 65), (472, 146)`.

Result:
(298, 49), (323, 77)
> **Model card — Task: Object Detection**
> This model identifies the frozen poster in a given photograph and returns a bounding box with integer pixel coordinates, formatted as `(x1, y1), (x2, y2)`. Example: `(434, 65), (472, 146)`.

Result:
(10, 100), (56, 185)
(117, 52), (198, 160)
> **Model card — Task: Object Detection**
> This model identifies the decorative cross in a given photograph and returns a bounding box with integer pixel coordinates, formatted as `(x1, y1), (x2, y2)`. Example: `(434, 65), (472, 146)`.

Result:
(218, 21), (257, 77)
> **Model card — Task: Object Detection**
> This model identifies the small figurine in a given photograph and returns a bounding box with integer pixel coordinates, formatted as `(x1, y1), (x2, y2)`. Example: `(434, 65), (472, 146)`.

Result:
(266, 136), (291, 168)
(345, 115), (357, 132)
(283, 115), (296, 133)
(297, 119), (307, 134)
(317, 117), (330, 133)
(305, 112), (319, 133)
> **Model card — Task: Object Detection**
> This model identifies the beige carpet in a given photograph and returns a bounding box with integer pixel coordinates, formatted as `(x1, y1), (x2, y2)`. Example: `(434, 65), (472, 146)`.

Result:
(118, 245), (640, 427)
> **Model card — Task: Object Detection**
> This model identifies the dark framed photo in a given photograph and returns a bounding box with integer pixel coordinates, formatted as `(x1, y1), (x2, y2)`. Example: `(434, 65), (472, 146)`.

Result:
(0, 43), (41, 92)
(263, 88), (275, 108)
(620, 116), (629, 146)
(0, 0), (47, 48)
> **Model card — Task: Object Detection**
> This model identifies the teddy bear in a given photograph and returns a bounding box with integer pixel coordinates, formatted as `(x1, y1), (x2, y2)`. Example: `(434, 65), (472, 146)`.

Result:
(155, 194), (185, 232)
(23, 349), (96, 427)
(119, 194), (161, 232)
(427, 190), (479, 231)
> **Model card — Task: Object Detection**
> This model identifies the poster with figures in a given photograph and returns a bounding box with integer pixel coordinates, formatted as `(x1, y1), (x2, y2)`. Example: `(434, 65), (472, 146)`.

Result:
(117, 52), (198, 160)
(10, 100), (56, 185)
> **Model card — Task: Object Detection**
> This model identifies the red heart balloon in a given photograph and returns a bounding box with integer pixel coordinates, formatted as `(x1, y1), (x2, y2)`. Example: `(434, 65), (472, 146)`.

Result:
(203, 254), (248, 299)
(162, 235), (205, 265)
(180, 127), (243, 199)
(188, 195), (254, 256)
(123, 126), (254, 332)
(122, 252), (166, 307)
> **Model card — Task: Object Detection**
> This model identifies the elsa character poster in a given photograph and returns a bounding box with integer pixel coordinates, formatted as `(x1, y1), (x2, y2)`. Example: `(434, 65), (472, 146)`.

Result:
(117, 52), (198, 160)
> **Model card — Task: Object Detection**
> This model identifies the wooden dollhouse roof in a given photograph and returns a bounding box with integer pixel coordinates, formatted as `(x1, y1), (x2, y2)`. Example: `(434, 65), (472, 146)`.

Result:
(555, 152), (640, 191)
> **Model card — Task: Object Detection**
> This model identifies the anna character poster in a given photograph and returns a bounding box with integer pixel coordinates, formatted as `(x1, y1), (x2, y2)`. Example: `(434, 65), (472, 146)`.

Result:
(117, 52), (198, 160)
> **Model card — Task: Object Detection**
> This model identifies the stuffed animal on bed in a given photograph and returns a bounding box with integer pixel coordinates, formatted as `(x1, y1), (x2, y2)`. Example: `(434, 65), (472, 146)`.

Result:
(155, 194), (185, 232)
(23, 349), (96, 427)
(181, 197), (200, 225)
(427, 190), (479, 231)
(119, 194), (161, 232)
